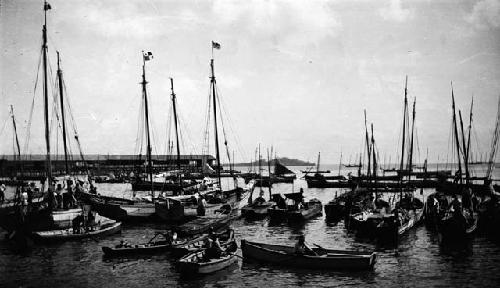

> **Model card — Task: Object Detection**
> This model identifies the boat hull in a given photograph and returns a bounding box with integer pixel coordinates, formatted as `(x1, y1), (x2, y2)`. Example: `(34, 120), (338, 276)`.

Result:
(32, 221), (121, 243)
(241, 240), (376, 270)
(177, 249), (238, 275)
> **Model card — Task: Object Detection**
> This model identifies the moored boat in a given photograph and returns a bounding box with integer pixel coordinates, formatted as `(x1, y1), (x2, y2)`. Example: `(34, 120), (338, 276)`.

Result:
(32, 220), (121, 243)
(177, 240), (238, 275)
(241, 240), (376, 270)
(268, 190), (322, 222)
(241, 201), (274, 219)
(174, 205), (236, 237)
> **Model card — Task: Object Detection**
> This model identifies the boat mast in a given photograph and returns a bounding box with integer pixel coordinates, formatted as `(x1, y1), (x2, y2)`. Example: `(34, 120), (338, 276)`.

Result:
(43, 1), (53, 195)
(141, 52), (154, 198)
(486, 97), (500, 180)
(466, 97), (473, 172)
(459, 111), (470, 184)
(267, 148), (272, 199)
(399, 76), (408, 200)
(451, 84), (463, 185)
(316, 152), (321, 173)
(364, 109), (371, 177)
(10, 106), (21, 162)
(210, 58), (222, 190)
(371, 124), (377, 186)
(407, 98), (416, 182)
(170, 78), (181, 172)
(57, 52), (69, 175)
(338, 149), (342, 176)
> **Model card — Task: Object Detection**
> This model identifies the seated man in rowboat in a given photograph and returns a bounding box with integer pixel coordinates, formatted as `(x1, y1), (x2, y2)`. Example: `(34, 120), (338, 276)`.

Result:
(294, 234), (317, 256)
(203, 235), (224, 260)
(253, 190), (266, 206)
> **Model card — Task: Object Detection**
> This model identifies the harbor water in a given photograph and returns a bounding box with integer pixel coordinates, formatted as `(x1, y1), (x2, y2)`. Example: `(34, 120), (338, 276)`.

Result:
(1, 165), (500, 287)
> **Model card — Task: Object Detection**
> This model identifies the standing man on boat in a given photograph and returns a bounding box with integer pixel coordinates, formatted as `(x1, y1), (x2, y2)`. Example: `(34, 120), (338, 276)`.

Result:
(0, 184), (5, 203)
(197, 195), (207, 216)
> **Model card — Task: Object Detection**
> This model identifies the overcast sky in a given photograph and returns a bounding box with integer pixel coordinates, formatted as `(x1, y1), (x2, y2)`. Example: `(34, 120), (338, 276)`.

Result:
(1, 0), (500, 164)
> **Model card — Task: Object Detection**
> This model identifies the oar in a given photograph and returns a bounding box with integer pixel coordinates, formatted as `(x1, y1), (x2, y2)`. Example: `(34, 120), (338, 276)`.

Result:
(227, 252), (244, 259)
(312, 243), (327, 252)
(147, 232), (164, 244)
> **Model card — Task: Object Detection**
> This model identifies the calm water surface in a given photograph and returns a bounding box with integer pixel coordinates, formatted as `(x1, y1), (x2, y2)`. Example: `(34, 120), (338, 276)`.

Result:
(1, 165), (500, 287)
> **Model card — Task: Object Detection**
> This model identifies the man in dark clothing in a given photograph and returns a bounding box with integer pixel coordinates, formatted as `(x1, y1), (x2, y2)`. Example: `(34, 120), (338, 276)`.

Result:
(0, 184), (5, 203)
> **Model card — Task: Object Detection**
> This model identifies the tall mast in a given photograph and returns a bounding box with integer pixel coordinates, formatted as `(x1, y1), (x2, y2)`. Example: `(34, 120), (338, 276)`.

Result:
(10, 106), (21, 161)
(371, 124), (377, 181)
(170, 78), (181, 171)
(142, 52), (154, 197)
(466, 97), (473, 170)
(408, 98), (416, 182)
(258, 144), (262, 179)
(338, 149), (342, 176)
(10, 105), (24, 181)
(210, 59), (222, 189)
(267, 148), (272, 199)
(210, 58), (222, 190)
(451, 84), (463, 185)
(364, 109), (371, 177)
(316, 152), (321, 173)
(459, 111), (470, 184)
(43, 1), (52, 191)
(57, 52), (69, 174)
(399, 76), (408, 200)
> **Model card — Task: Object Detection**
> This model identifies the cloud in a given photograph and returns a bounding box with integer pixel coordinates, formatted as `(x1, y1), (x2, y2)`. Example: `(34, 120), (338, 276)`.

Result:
(465, 0), (500, 29)
(212, 0), (341, 46)
(378, 0), (412, 22)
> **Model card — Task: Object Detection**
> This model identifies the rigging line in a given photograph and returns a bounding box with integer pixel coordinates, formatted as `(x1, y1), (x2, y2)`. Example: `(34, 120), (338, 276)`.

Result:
(215, 92), (232, 164)
(415, 127), (421, 165)
(165, 100), (173, 157)
(177, 113), (196, 155)
(24, 46), (44, 155)
(202, 84), (212, 157)
(486, 97), (500, 177)
(175, 101), (194, 154)
(134, 99), (142, 157)
(135, 97), (145, 159)
(215, 85), (248, 163)
(62, 80), (85, 161)
(0, 115), (8, 138)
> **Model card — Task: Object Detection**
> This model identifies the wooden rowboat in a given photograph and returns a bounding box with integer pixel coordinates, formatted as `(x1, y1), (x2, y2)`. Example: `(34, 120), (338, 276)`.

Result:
(174, 205), (236, 237)
(32, 221), (121, 242)
(241, 240), (376, 270)
(241, 202), (274, 219)
(170, 230), (235, 257)
(177, 241), (238, 275)
(102, 239), (172, 257)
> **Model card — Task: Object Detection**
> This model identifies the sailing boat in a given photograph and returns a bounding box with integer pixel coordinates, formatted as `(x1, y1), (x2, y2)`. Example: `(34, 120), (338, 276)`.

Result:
(82, 51), (163, 221)
(305, 152), (349, 188)
(375, 77), (423, 242)
(271, 156), (297, 183)
(131, 76), (199, 195)
(157, 43), (245, 222)
(204, 43), (244, 202)
(241, 146), (275, 218)
(0, 2), (119, 239)
(478, 97), (500, 241)
(302, 152), (331, 174)
(433, 87), (478, 243)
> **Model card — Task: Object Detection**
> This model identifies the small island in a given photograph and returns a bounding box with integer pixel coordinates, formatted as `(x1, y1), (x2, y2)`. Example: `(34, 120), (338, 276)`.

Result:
(231, 157), (315, 167)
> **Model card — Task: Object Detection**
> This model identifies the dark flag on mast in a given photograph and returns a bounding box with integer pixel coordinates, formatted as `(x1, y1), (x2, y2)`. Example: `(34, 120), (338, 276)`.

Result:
(143, 51), (153, 61)
(44, 2), (52, 10)
(212, 41), (221, 49)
